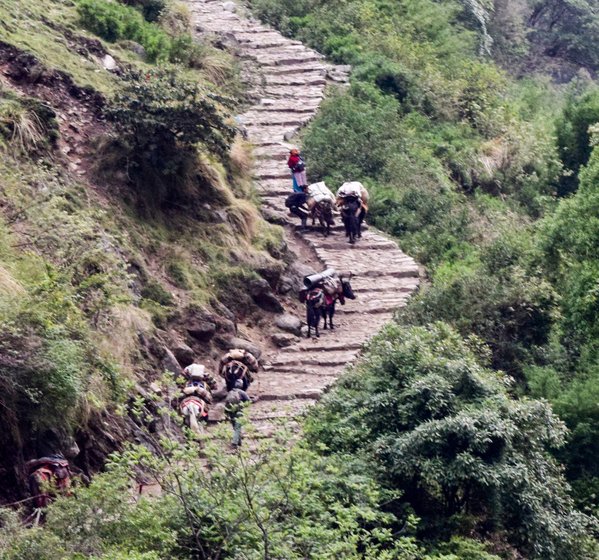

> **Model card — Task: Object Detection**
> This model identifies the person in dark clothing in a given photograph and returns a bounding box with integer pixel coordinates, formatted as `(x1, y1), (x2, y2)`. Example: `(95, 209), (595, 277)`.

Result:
(225, 380), (251, 447)
(285, 190), (310, 230)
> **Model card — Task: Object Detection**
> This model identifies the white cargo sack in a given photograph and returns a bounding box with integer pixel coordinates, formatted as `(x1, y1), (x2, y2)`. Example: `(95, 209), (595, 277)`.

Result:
(307, 182), (335, 203)
(337, 181), (363, 198)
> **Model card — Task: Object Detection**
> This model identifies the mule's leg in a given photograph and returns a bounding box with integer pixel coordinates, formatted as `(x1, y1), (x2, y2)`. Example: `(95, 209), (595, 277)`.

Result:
(321, 307), (328, 329)
(329, 303), (336, 330)
(358, 208), (365, 238)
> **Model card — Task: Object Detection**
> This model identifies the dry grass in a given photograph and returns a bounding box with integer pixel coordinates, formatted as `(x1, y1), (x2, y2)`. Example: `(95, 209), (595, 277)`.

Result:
(225, 199), (259, 240)
(96, 303), (153, 376)
(197, 48), (236, 86)
(197, 154), (235, 206)
(0, 265), (25, 297)
(478, 137), (509, 178)
(0, 98), (45, 153)
(159, 1), (192, 35)
(229, 136), (253, 177)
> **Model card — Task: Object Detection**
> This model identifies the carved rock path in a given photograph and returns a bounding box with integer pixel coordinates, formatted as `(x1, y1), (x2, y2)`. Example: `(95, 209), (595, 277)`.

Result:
(189, 0), (420, 436)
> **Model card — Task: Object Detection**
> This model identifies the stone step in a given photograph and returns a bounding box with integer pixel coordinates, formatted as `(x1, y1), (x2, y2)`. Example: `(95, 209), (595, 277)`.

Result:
(267, 350), (357, 367)
(256, 371), (338, 398)
(280, 341), (363, 353)
(243, 111), (314, 126)
(253, 102), (321, 113)
(265, 74), (327, 87)
(268, 62), (330, 75)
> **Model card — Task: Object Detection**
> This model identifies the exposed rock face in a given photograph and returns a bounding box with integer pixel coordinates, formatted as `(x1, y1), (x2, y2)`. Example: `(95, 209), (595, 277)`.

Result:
(172, 342), (195, 367)
(222, 336), (262, 359)
(249, 278), (284, 313)
(162, 348), (182, 377)
(102, 54), (117, 71)
(188, 0), (420, 437)
(187, 320), (217, 342)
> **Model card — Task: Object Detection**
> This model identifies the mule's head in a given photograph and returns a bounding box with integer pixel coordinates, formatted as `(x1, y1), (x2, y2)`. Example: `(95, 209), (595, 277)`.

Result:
(341, 279), (356, 300)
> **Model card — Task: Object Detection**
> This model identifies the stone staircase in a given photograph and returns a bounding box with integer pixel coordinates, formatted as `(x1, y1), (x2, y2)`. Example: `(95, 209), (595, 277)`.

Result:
(188, 0), (419, 436)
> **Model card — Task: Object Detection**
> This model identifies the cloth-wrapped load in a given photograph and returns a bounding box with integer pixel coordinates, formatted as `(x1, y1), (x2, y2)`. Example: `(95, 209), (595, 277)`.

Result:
(307, 182), (335, 204)
(336, 181), (369, 211)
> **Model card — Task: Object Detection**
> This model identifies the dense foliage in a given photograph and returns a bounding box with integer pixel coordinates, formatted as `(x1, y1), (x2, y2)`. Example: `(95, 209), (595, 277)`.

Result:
(0, 0), (273, 507)
(306, 323), (596, 558)
(0, 423), (507, 560)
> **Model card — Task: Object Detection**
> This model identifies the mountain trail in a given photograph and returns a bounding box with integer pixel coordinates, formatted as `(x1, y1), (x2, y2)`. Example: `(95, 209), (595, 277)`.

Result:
(188, 0), (420, 436)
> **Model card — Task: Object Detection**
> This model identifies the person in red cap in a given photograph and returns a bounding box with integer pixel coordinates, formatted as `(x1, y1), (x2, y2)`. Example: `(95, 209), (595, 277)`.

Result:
(287, 148), (307, 192)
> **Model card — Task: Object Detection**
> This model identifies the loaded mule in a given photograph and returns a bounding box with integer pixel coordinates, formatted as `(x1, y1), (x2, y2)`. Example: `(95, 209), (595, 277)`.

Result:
(336, 182), (369, 244)
(306, 182), (336, 237)
(179, 381), (212, 435)
(27, 455), (73, 509)
(219, 348), (259, 392)
(300, 286), (325, 338)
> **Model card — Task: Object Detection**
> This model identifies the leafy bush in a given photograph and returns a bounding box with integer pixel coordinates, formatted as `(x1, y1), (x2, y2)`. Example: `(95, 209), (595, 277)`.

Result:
(0, 433), (438, 559)
(77, 0), (172, 62)
(121, 0), (166, 22)
(307, 323), (595, 558)
(556, 88), (599, 195)
(104, 69), (235, 204)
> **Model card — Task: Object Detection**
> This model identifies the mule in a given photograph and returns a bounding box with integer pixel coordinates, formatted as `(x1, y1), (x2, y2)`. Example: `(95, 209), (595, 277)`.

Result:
(310, 198), (335, 237)
(340, 196), (362, 244)
(222, 360), (253, 391)
(321, 275), (356, 330)
(27, 456), (72, 508)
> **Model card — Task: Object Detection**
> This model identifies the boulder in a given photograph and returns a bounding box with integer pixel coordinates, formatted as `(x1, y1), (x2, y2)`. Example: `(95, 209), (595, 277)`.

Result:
(210, 298), (236, 323)
(187, 320), (217, 342)
(272, 333), (298, 348)
(277, 275), (294, 295)
(275, 313), (302, 336)
(102, 54), (117, 71)
(222, 1), (237, 12)
(261, 208), (287, 225)
(223, 337), (262, 359)
(289, 261), (317, 281)
(162, 348), (182, 377)
(172, 342), (194, 367)
(257, 262), (284, 289)
(120, 40), (146, 59)
(249, 278), (284, 313)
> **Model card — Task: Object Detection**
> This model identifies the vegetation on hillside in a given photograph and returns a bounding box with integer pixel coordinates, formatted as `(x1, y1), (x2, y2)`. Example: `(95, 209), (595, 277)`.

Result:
(0, 0), (282, 503)
(0, 0), (598, 558)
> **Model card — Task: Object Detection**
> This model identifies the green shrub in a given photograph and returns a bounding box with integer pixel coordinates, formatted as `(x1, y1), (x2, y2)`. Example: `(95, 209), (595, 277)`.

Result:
(121, 0), (166, 22)
(77, 0), (172, 61)
(307, 323), (594, 559)
(104, 68), (235, 204)
(556, 88), (599, 195)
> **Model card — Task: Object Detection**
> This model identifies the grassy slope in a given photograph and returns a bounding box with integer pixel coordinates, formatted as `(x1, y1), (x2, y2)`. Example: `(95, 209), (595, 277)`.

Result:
(0, 0), (286, 495)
